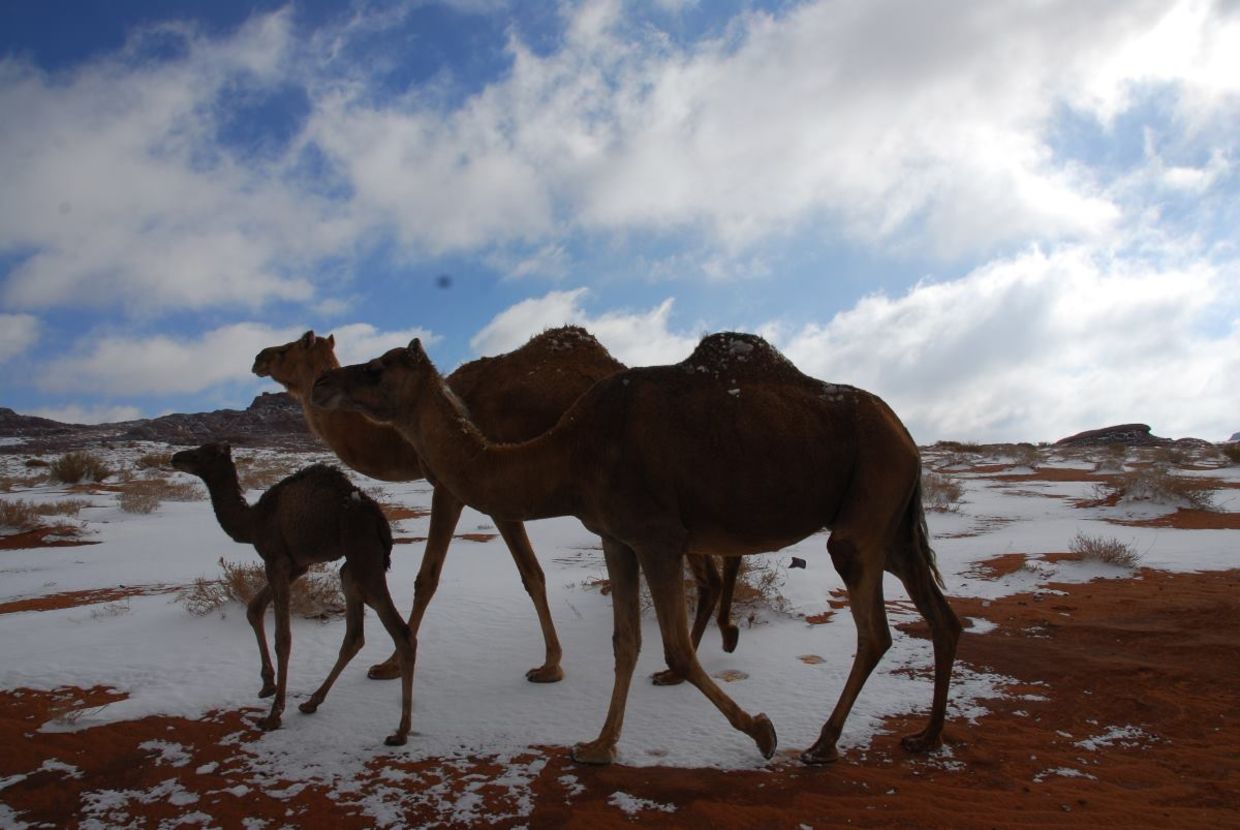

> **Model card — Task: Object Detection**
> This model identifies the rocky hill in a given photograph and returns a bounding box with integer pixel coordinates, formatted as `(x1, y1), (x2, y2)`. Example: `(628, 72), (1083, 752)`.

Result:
(0, 393), (321, 455)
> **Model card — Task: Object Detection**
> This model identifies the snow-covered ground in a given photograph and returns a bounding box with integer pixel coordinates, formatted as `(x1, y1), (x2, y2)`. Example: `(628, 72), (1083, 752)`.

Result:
(1, 441), (1237, 824)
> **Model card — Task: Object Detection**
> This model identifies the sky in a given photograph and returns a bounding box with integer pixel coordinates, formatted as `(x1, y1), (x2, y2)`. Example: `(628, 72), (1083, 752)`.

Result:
(0, 0), (1237, 443)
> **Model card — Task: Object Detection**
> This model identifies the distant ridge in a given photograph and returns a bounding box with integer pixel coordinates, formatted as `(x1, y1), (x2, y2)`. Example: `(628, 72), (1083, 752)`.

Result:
(0, 393), (320, 454)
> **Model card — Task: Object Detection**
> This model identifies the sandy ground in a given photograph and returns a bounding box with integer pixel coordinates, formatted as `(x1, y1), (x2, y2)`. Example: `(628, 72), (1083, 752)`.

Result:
(3, 561), (1236, 829)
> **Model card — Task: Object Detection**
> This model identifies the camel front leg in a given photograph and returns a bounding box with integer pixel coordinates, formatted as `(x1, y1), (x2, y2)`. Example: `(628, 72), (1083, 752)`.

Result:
(495, 519), (564, 683)
(245, 584), (275, 698)
(639, 548), (776, 760)
(651, 555), (720, 686)
(572, 539), (641, 765)
(259, 562), (293, 733)
(717, 556), (741, 653)
(369, 486), (463, 680)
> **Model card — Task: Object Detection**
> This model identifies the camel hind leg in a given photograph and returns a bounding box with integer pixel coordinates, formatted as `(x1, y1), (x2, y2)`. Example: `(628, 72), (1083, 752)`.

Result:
(638, 547), (776, 760)
(801, 532), (892, 765)
(299, 562), (366, 716)
(888, 502), (961, 753)
(717, 556), (741, 653)
(495, 519), (564, 683)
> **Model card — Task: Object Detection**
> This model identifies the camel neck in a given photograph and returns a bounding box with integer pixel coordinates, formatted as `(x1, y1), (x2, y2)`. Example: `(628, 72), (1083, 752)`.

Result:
(200, 466), (256, 544)
(402, 369), (575, 522)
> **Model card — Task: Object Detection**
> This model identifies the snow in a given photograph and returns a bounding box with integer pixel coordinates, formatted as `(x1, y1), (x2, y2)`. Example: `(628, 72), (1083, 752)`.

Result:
(1, 443), (1238, 826)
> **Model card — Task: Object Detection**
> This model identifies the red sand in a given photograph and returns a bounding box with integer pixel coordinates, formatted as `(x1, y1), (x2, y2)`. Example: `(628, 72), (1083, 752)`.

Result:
(3, 566), (1236, 828)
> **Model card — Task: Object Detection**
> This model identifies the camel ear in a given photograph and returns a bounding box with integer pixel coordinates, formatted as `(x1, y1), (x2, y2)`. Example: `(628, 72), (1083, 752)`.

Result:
(407, 338), (424, 358)
(300, 331), (315, 346)
(325, 334), (335, 348)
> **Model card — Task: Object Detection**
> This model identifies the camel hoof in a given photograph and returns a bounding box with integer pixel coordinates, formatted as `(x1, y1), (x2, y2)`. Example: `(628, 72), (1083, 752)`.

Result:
(367, 660), (401, 681)
(384, 732), (408, 747)
(901, 730), (941, 754)
(751, 713), (777, 759)
(571, 741), (617, 765)
(257, 716), (281, 733)
(651, 669), (686, 686)
(298, 700), (320, 715)
(799, 743), (840, 765)
(258, 683), (276, 699)
(721, 626), (740, 654)
(525, 664), (565, 684)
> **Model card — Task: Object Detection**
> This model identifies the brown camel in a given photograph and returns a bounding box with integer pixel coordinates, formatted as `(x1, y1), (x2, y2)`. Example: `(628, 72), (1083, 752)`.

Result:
(312, 333), (961, 765)
(170, 443), (414, 746)
(254, 328), (739, 686)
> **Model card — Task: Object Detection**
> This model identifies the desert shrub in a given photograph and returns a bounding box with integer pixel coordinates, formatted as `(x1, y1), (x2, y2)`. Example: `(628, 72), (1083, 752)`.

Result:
(177, 558), (345, 619)
(922, 470), (964, 512)
(0, 498), (90, 530)
(1006, 443), (1041, 469)
(135, 451), (172, 470)
(234, 454), (300, 492)
(1221, 443), (1240, 465)
(0, 473), (48, 492)
(117, 477), (202, 514)
(730, 556), (789, 614)
(1094, 443), (1128, 473)
(49, 451), (113, 484)
(1098, 466), (1216, 510)
(1069, 531), (1141, 568)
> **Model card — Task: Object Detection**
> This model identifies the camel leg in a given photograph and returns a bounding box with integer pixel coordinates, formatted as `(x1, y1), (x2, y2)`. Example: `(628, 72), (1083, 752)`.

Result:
(245, 584), (276, 698)
(259, 561), (293, 733)
(571, 539), (642, 765)
(369, 486), (463, 680)
(801, 534), (891, 765)
(717, 556), (741, 653)
(362, 570), (417, 747)
(299, 563), (365, 716)
(893, 556), (961, 753)
(495, 519), (564, 683)
(639, 548), (777, 760)
(652, 556), (720, 686)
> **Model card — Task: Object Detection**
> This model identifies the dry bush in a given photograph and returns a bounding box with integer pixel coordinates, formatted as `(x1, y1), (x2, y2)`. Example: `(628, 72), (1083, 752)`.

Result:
(1007, 443), (1041, 469)
(922, 470), (964, 512)
(135, 451), (172, 470)
(0, 473), (48, 492)
(1093, 443), (1128, 473)
(0, 498), (90, 530)
(177, 558), (345, 619)
(118, 476), (202, 514)
(234, 454), (300, 492)
(730, 556), (789, 614)
(1098, 466), (1216, 510)
(1069, 531), (1141, 568)
(1221, 443), (1240, 466)
(50, 451), (113, 484)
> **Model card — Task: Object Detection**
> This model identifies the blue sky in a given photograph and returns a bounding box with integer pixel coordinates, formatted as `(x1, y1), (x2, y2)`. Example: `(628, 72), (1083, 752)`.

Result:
(1, 0), (1237, 442)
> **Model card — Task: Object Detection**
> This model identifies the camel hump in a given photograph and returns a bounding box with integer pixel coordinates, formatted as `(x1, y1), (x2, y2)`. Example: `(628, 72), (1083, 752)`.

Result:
(679, 332), (804, 381)
(528, 325), (605, 353)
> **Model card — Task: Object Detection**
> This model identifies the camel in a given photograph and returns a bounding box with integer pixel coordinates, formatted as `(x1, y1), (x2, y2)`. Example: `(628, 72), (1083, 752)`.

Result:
(254, 328), (739, 686)
(311, 333), (961, 765)
(170, 443), (414, 746)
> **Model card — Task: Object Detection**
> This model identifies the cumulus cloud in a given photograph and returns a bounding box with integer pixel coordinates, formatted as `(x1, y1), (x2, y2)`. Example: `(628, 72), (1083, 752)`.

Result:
(779, 246), (1240, 443)
(470, 288), (699, 366)
(0, 313), (40, 362)
(327, 322), (438, 366)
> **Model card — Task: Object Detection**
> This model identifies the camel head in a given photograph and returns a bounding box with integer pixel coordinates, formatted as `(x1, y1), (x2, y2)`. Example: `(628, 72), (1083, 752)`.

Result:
(171, 442), (234, 479)
(311, 339), (433, 424)
(253, 331), (338, 394)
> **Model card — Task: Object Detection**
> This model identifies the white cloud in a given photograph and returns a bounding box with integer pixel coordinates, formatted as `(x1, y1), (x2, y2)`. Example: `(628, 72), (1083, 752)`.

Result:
(328, 322), (438, 367)
(0, 313), (39, 362)
(29, 403), (143, 425)
(779, 245), (1240, 443)
(470, 288), (698, 367)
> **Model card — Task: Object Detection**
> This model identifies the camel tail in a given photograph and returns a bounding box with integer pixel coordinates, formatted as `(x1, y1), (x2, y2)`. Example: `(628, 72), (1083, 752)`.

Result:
(908, 477), (946, 590)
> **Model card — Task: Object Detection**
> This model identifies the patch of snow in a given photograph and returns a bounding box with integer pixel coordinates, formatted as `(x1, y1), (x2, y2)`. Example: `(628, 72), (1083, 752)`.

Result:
(1074, 725), (1157, 751)
(608, 791), (677, 815)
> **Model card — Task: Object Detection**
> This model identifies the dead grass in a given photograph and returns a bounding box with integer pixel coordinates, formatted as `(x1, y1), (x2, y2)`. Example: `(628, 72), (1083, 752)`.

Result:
(176, 558), (345, 619)
(1221, 443), (1240, 466)
(49, 452), (114, 484)
(117, 477), (203, 514)
(1069, 531), (1141, 568)
(0, 498), (91, 531)
(922, 470), (964, 512)
(233, 454), (301, 492)
(1097, 466), (1217, 510)
(0, 472), (49, 492)
(135, 451), (173, 470)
